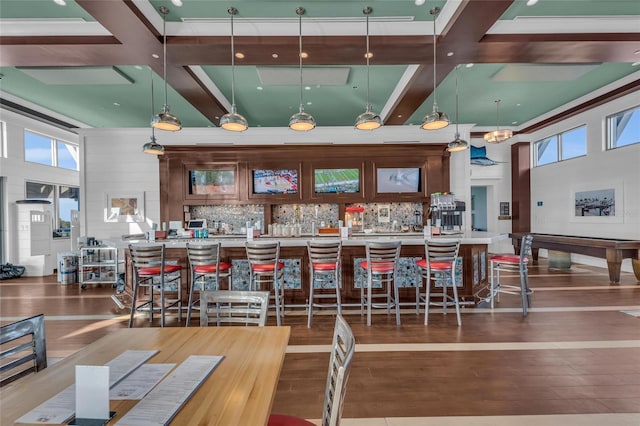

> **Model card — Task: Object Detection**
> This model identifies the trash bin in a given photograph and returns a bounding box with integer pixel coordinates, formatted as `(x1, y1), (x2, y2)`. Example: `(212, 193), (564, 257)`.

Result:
(57, 252), (78, 284)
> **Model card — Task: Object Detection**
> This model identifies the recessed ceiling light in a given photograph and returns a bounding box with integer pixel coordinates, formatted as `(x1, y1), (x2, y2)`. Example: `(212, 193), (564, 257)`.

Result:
(53, 0), (66, 5)
(306, 101), (312, 105)
(134, 65), (143, 70)
(214, 116), (219, 120)
(304, 86), (311, 90)
(257, 86), (263, 90)
(397, 114), (402, 118)
(171, 0), (183, 6)
(526, 0), (539, 6)
(152, 53), (159, 59)
(632, 62), (640, 66)
(272, 53), (279, 59)
(516, 103), (521, 107)
(113, 102), (120, 106)
(235, 52), (245, 59)
(512, 121), (518, 124)
(465, 63), (474, 68)
(300, 52), (308, 59)
(447, 52), (454, 57)
(364, 52), (373, 59)
(415, 0), (425, 5)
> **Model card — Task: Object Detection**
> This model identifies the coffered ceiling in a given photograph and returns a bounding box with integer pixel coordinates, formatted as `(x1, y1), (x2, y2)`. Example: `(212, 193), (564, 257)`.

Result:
(0, 0), (638, 133)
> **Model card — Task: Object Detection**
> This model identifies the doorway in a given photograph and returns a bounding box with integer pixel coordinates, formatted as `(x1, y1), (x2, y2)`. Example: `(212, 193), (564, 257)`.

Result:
(471, 186), (488, 231)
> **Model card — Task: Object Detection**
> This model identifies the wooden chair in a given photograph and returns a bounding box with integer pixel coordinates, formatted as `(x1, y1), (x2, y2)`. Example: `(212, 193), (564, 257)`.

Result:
(489, 234), (534, 316)
(246, 241), (285, 326)
(0, 314), (47, 387)
(359, 240), (402, 326)
(186, 242), (232, 326)
(128, 244), (182, 328)
(416, 239), (462, 326)
(307, 240), (342, 328)
(268, 314), (355, 426)
(199, 290), (269, 327)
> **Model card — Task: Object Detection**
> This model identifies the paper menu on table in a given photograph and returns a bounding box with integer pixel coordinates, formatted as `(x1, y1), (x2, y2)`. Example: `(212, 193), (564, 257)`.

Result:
(110, 363), (175, 400)
(15, 350), (159, 425)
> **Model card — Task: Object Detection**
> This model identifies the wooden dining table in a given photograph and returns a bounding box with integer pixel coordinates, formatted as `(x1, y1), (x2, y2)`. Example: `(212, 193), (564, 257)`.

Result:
(0, 326), (291, 425)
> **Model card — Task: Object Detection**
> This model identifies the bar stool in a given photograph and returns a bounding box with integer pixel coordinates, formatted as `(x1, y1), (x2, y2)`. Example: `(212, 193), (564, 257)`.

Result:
(416, 239), (462, 326)
(307, 240), (342, 328)
(489, 234), (534, 316)
(185, 242), (232, 326)
(128, 243), (182, 328)
(360, 240), (402, 326)
(246, 241), (285, 326)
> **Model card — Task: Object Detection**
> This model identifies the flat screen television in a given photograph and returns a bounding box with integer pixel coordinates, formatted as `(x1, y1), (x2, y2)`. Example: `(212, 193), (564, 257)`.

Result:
(314, 168), (360, 194)
(252, 169), (298, 194)
(189, 169), (235, 195)
(376, 167), (421, 193)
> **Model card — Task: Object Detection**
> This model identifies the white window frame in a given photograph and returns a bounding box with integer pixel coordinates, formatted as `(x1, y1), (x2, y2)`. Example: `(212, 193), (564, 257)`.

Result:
(606, 105), (640, 150)
(24, 129), (79, 170)
(534, 125), (587, 167)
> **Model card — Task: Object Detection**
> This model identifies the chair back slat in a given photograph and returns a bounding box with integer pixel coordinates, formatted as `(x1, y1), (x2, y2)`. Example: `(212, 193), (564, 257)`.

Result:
(187, 243), (222, 267)
(129, 244), (164, 268)
(425, 240), (460, 264)
(308, 241), (341, 266)
(0, 314), (47, 387)
(200, 290), (269, 326)
(246, 241), (280, 265)
(365, 240), (401, 262)
(322, 314), (356, 426)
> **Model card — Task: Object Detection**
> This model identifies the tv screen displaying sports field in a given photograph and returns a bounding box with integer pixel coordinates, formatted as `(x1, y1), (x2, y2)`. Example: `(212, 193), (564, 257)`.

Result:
(376, 167), (421, 193)
(314, 168), (360, 193)
(252, 169), (298, 194)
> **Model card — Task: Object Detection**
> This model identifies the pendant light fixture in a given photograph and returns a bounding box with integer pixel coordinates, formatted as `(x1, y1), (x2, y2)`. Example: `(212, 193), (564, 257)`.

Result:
(289, 7), (316, 131)
(355, 6), (382, 130)
(220, 7), (248, 132)
(151, 6), (182, 132)
(143, 69), (165, 155)
(483, 99), (513, 143)
(421, 6), (449, 131)
(447, 65), (469, 153)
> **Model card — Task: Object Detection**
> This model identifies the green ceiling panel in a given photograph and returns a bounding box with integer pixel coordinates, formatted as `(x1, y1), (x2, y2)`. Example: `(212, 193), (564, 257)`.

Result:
(0, 0), (95, 21)
(502, 0), (640, 20)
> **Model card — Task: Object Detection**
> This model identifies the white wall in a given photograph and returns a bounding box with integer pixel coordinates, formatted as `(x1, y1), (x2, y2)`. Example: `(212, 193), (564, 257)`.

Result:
(0, 109), (80, 271)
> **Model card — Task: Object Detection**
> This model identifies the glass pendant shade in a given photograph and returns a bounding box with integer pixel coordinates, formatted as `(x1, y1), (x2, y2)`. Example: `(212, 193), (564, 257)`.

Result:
(143, 136), (165, 155)
(355, 108), (382, 130)
(484, 129), (513, 143)
(484, 99), (512, 143)
(422, 7), (449, 131)
(355, 7), (381, 131)
(421, 108), (450, 130)
(152, 6), (181, 132)
(220, 105), (248, 132)
(152, 105), (181, 131)
(447, 133), (468, 152)
(289, 108), (316, 131)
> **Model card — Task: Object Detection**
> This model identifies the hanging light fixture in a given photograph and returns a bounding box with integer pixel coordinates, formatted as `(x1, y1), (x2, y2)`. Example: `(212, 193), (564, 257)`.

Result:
(143, 69), (165, 155)
(355, 7), (382, 131)
(220, 7), (248, 132)
(421, 7), (449, 130)
(483, 99), (513, 143)
(151, 6), (182, 132)
(289, 7), (316, 131)
(447, 65), (469, 153)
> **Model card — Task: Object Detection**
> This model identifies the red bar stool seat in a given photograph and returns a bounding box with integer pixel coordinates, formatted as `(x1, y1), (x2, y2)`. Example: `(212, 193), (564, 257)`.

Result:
(307, 240), (342, 328)
(489, 234), (534, 316)
(246, 241), (285, 326)
(360, 240), (402, 326)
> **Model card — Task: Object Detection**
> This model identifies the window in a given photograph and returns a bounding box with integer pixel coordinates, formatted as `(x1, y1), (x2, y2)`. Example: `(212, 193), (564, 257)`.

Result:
(26, 181), (80, 239)
(534, 125), (586, 167)
(607, 106), (640, 149)
(24, 130), (79, 170)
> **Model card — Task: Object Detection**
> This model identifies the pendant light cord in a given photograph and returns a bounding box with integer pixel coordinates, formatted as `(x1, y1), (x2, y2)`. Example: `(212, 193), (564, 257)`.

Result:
(455, 64), (460, 135)
(297, 8), (303, 110)
(162, 9), (168, 107)
(150, 69), (156, 138)
(495, 100), (501, 131)
(365, 8), (371, 111)
(229, 8), (237, 109)
(431, 8), (439, 111)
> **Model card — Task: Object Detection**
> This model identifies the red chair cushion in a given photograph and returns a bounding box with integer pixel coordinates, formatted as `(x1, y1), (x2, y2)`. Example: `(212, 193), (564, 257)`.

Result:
(490, 254), (528, 264)
(138, 264), (182, 276)
(360, 260), (395, 273)
(312, 262), (337, 271)
(415, 259), (452, 270)
(193, 262), (232, 273)
(268, 414), (315, 426)
(252, 262), (285, 272)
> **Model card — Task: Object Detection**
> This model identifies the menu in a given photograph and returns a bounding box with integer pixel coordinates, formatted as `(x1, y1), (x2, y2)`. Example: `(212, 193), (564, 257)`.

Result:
(15, 350), (158, 425)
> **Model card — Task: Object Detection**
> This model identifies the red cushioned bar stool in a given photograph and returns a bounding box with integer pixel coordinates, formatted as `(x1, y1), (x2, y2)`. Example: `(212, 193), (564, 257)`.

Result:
(489, 234), (534, 316)
(360, 240), (402, 326)
(185, 242), (232, 326)
(416, 239), (462, 326)
(306, 240), (342, 328)
(128, 243), (182, 328)
(246, 241), (285, 326)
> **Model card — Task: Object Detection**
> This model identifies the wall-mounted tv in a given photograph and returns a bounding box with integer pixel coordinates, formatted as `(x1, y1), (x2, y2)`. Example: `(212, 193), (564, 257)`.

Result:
(189, 169), (236, 195)
(252, 169), (298, 194)
(376, 167), (421, 193)
(314, 168), (360, 194)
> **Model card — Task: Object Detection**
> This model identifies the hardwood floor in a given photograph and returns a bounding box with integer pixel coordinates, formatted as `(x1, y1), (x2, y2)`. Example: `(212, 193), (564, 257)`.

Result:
(1, 260), (640, 425)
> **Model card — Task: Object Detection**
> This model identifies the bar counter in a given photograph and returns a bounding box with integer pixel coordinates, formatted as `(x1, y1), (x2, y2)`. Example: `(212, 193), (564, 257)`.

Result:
(116, 232), (507, 307)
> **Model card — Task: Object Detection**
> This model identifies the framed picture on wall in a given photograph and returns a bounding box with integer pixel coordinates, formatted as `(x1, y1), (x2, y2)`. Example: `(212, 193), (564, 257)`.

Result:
(104, 192), (145, 222)
(570, 182), (624, 224)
